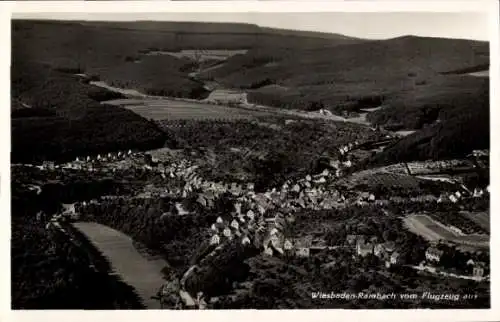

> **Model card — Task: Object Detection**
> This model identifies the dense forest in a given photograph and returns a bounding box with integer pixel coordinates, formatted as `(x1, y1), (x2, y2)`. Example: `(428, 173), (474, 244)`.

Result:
(157, 118), (383, 191)
(11, 60), (168, 163)
(366, 80), (489, 164)
(201, 36), (488, 120)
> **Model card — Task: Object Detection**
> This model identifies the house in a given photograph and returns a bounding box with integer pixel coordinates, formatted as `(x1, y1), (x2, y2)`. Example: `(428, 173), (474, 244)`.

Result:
(210, 234), (220, 245)
(473, 188), (484, 198)
(245, 209), (256, 221)
(390, 251), (400, 265)
(296, 247), (310, 257)
(241, 236), (251, 246)
(449, 226), (464, 236)
(315, 177), (327, 184)
(449, 194), (458, 203)
(472, 262), (485, 278)
(356, 239), (373, 257)
(425, 247), (444, 263)
(230, 219), (239, 230)
(374, 244), (385, 257)
(223, 228), (232, 238)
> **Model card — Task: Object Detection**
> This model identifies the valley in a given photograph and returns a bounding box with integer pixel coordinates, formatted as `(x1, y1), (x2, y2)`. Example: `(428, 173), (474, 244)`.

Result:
(10, 18), (491, 310)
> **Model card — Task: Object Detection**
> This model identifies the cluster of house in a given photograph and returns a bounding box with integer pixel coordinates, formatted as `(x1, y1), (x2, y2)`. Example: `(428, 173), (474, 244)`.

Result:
(424, 246), (487, 280)
(469, 149), (489, 160)
(349, 235), (401, 268)
(207, 205), (297, 256)
(439, 184), (489, 204)
(33, 150), (137, 171)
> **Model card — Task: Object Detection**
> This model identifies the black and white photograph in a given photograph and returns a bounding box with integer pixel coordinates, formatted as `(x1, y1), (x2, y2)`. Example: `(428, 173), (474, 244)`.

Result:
(5, 1), (499, 318)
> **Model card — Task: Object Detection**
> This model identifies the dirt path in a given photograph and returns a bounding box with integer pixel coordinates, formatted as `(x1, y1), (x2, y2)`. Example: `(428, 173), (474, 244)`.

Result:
(72, 222), (168, 309)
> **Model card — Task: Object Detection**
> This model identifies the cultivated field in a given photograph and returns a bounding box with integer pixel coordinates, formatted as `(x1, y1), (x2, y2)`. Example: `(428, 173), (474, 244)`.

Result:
(106, 98), (274, 121)
(403, 214), (489, 249)
(460, 211), (490, 233)
(148, 49), (248, 61)
(342, 171), (421, 190)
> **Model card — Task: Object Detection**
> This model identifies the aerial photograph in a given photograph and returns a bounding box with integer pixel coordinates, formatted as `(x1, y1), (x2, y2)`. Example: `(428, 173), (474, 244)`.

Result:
(10, 10), (490, 310)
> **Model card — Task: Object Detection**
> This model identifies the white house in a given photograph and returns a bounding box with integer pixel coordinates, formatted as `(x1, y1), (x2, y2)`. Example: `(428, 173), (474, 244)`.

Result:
(230, 219), (239, 230)
(210, 234), (220, 245)
(241, 236), (251, 245)
(284, 239), (293, 250)
(223, 228), (232, 238)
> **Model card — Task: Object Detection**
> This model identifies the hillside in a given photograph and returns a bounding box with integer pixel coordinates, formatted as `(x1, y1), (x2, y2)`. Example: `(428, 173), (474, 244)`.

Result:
(11, 61), (168, 163)
(203, 36), (488, 120)
(366, 83), (489, 164)
(12, 20), (363, 99)
(11, 20), (490, 162)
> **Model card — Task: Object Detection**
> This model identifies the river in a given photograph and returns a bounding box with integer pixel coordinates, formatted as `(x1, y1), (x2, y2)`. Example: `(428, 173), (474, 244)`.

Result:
(72, 222), (170, 309)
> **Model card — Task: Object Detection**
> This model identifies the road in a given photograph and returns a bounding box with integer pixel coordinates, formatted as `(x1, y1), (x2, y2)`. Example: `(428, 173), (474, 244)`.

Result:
(72, 222), (169, 309)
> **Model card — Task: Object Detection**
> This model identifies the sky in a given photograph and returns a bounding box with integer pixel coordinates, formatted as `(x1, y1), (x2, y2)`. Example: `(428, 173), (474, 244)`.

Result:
(12, 12), (489, 41)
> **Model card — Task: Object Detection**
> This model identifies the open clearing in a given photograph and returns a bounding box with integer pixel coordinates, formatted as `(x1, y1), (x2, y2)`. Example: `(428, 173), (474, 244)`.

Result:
(403, 214), (489, 249)
(105, 98), (274, 121)
(72, 222), (168, 309)
(146, 49), (248, 61)
(468, 70), (489, 77)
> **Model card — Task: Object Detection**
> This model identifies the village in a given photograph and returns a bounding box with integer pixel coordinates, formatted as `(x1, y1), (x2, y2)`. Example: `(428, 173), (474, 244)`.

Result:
(14, 131), (488, 309)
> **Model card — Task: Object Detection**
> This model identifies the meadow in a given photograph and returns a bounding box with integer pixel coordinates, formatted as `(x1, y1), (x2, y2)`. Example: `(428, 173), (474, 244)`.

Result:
(106, 98), (275, 121)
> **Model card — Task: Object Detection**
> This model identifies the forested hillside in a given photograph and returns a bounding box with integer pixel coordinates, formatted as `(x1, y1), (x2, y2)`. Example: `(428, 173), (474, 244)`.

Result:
(11, 60), (167, 163)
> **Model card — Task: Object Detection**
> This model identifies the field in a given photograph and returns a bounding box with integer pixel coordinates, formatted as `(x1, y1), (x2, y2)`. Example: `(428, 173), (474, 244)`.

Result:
(152, 49), (248, 62)
(203, 89), (247, 105)
(105, 98), (274, 121)
(460, 211), (490, 233)
(341, 171), (421, 190)
(403, 214), (489, 249)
